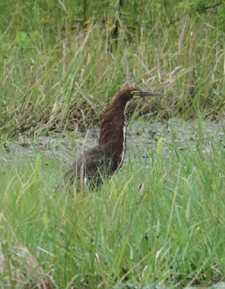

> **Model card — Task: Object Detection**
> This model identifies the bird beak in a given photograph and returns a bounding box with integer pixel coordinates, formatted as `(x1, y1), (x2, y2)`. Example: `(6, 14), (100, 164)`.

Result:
(136, 91), (166, 98)
(132, 90), (165, 99)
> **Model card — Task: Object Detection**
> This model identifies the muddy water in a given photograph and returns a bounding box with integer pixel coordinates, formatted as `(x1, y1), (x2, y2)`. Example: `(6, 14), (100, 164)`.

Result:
(2, 118), (225, 165)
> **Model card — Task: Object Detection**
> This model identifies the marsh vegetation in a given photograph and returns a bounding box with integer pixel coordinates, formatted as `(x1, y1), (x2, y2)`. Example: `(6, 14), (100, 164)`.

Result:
(1, 0), (225, 288)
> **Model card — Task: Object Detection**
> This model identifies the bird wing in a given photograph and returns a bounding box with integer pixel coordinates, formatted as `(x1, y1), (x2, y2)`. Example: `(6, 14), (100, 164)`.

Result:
(62, 144), (115, 187)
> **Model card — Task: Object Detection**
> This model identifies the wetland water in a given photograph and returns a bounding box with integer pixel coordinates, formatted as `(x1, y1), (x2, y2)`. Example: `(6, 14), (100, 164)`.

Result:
(2, 118), (225, 167)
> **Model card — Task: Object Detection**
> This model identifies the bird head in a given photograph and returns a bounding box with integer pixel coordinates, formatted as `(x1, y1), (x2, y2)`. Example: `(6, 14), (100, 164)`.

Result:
(113, 87), (165, 105)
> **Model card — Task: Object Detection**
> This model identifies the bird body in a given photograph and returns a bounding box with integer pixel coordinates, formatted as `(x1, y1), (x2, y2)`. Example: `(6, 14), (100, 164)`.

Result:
(58, 88), (164, 189)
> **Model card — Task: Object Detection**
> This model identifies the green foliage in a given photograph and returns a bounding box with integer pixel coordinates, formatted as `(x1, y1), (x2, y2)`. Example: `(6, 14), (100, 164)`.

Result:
(1, 119), (225, 287)
(0, 0), (225, 141)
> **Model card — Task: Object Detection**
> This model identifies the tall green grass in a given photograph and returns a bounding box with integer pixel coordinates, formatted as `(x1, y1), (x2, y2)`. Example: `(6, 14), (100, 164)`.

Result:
(1, 119), (225, 288)
(1, 1), (225, 141)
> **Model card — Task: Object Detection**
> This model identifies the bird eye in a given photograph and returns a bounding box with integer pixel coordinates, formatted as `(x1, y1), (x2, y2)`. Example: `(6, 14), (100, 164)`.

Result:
(131, 91), (141, 98)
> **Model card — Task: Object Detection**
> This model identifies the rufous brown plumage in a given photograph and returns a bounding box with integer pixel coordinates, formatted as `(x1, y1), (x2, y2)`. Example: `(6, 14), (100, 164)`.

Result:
(58, 87), (165, 190)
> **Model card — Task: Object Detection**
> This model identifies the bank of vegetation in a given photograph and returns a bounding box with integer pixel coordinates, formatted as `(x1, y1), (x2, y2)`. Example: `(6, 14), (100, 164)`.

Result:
(1, 0), (225, 140)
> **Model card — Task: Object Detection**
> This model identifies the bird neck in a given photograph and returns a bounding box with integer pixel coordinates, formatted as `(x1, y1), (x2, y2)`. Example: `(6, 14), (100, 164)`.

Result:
(99, 100), (130, 168)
